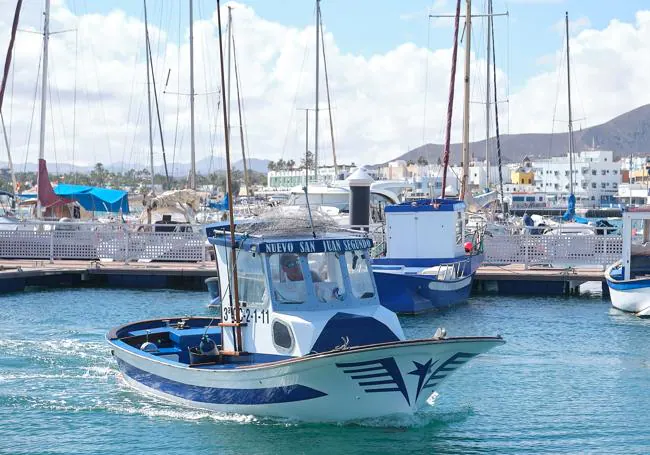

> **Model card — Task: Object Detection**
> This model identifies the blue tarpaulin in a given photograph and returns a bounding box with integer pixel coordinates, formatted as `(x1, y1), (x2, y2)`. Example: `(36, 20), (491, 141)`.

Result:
(562, 193), (576, 221)
(208, 193), (229, 210)
(54, 184), (129, 213)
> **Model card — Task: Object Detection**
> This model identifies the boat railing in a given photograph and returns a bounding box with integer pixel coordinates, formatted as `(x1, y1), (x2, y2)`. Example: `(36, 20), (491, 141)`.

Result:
(0, 220), (210, 263)
(436, 258), (469, 281)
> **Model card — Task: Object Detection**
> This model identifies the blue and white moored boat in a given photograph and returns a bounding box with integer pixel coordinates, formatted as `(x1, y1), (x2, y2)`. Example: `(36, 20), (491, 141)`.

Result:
(107, 216), (503, 421)
(372, 199), (482, 314)
(605, 207), (650, 317)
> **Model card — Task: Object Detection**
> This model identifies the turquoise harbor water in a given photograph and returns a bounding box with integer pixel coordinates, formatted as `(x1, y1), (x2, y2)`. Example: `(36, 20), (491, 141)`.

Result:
(1, 286), (649, 454)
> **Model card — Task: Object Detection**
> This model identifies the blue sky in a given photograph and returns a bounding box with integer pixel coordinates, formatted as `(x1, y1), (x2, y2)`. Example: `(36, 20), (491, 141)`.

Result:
(70, 0), (650, 91)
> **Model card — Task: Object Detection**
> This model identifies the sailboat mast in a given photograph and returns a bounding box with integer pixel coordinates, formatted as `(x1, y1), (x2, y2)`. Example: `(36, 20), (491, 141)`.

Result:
(460, 0), (471, 202)
(216, 0), (243, 353)
(143, 0), (155, 194)
(314, 0), (320, 181)
(0, 0), (23, 201)
(319, 13), (338, 179)
(440, 0), (462, 199)
(227, 6), (232, 153)
(36, 0), (51, 218)
(189, 0), (196, 190)
(565, 12), (574, 196)
(484, 0), (491, 189)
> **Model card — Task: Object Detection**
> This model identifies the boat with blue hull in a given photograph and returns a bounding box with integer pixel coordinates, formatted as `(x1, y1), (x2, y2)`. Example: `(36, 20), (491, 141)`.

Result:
(372, 199), (482, 314)
(107, 215), (503, 421)
(605, 207), (650, 317)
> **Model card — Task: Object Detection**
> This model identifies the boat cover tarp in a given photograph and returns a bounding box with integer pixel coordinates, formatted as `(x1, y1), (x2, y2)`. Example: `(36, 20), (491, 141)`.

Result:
(54, 183), (129, 213)
(209, 193), (229, 210)
(38, 159), (72, 209)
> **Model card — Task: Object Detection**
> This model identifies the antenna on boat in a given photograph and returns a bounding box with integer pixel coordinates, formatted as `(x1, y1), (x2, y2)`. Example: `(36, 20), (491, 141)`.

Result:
(217, 0), (243, 354)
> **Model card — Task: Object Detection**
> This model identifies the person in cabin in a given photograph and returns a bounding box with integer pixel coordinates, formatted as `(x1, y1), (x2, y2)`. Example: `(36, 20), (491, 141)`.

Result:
(280, 253), (322, 282)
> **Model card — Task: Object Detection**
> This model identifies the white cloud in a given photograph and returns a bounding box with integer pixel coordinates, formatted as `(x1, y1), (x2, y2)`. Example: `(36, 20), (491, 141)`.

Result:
(552, 15), (592, 35)
(0, 2), (649, 173)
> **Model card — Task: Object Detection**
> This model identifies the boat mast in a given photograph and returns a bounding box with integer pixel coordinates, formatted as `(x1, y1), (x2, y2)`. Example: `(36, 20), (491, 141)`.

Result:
(484, 0), (491, 189)
(189, 0), (196, 190)
(216, 0), (243, 353)
(439, 0), (462, 199)
(0, 0), (23, 201)
(460, 0), (471, 202)
(231, 19), (252, 196)
(36, 0), (51, 219)
(143, 0), (155, 194)
(565, 12), (575, 197)
(314, 0), (320, 181)
(319, 11), (338, 179)
(227, 6), (232, 164)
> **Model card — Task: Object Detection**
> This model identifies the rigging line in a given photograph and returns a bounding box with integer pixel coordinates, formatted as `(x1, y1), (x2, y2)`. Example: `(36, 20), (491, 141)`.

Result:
(47, 83), (59, 175)
(0, 0), (22, 112)
(171, 1), (182, 180)
(72, 28), (78, 179)
(318, 7), (337, 174)
(82, 0), (113, 165)
(421, 10), (432, 147)
(280, 1), (317, 161)
(232, 25), (251, 194)
(120, 13), (144, 176)
(24, 51), (43, 174)
(440, 0), (462, 199)
(489, 0), (504, 210)
(146, 20), (170, 187)
(201, 0), (221, 178)
(549, 33), (566, 160)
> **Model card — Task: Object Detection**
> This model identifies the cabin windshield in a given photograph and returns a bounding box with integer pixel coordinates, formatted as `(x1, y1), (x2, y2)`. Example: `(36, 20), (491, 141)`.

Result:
(308, 252), (345, 303)
(345, 250), (375, 299)
(270, 253), (308, 304)
(236, 250), (267, 307)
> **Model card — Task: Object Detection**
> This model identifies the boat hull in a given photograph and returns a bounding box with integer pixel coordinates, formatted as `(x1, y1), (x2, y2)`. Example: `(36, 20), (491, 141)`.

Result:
(605, 265), (650, 316)
(373, 271), (473, 314)
(110, 336), (503, 422)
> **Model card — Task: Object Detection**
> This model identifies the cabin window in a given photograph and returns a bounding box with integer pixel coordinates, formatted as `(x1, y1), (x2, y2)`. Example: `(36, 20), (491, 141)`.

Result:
(345, 251), (375, 299)
(455, 212), (463, 244)
(307, 252), (346, 303)
(235, 251), (267, 307)
(272, 320), (294, 351)
(269, 254), (308, 304)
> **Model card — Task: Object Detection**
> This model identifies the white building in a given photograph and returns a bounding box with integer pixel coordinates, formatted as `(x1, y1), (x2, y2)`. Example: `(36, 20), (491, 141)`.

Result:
(267, 165), (355, 190)
(531, 150), (620, 206)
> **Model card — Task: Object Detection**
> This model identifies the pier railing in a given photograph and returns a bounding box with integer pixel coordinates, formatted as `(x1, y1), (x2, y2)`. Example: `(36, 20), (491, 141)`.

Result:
(0, 221), (209, 263)
(483, 231), (622, 268)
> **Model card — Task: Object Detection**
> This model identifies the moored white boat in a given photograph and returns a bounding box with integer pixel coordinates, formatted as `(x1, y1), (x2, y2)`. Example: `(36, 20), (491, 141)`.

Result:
(605, 207), (650, 317)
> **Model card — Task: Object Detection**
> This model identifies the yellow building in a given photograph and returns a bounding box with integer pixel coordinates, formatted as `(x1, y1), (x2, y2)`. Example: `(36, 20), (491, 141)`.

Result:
(511, 166), (535, 185)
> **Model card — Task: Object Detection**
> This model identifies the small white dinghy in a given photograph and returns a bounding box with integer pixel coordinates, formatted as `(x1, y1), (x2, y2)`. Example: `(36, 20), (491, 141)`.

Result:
(107, 214), (504, 421)
(605, 207), (650, 317)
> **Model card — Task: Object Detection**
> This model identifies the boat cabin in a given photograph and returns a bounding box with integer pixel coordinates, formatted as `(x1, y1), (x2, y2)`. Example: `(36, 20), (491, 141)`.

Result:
(383, 198), (466, 260)
(205, 223), (404, 358)
(618, 207), (650, 281)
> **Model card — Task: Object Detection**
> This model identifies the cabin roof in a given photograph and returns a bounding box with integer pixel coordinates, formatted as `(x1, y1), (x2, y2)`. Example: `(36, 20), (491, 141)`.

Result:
(384, 198), (465, 213)
(205, 222), (374, 253)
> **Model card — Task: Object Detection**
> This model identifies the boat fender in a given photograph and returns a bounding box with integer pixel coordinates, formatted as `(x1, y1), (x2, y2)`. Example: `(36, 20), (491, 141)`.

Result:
(199, 336), (219, 356)
(140, 341), (158, 353)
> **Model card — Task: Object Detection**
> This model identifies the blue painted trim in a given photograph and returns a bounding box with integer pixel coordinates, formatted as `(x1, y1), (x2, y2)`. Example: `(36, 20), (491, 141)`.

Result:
(116, 358), (327, 404)
(606, 278), (650, 291)
(310, 312), (400, 353)
(384, 198), (465, 213)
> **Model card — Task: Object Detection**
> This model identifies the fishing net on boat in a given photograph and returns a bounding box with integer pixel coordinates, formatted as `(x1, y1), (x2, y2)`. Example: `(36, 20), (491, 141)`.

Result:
(234, 206), (352, 238)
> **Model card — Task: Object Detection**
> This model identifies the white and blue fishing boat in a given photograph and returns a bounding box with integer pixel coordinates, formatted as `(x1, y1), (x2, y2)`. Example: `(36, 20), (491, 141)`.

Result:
(372, 199), (482, 314)
(107, 212), (503, 421)
(605, 207), (650, 317)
